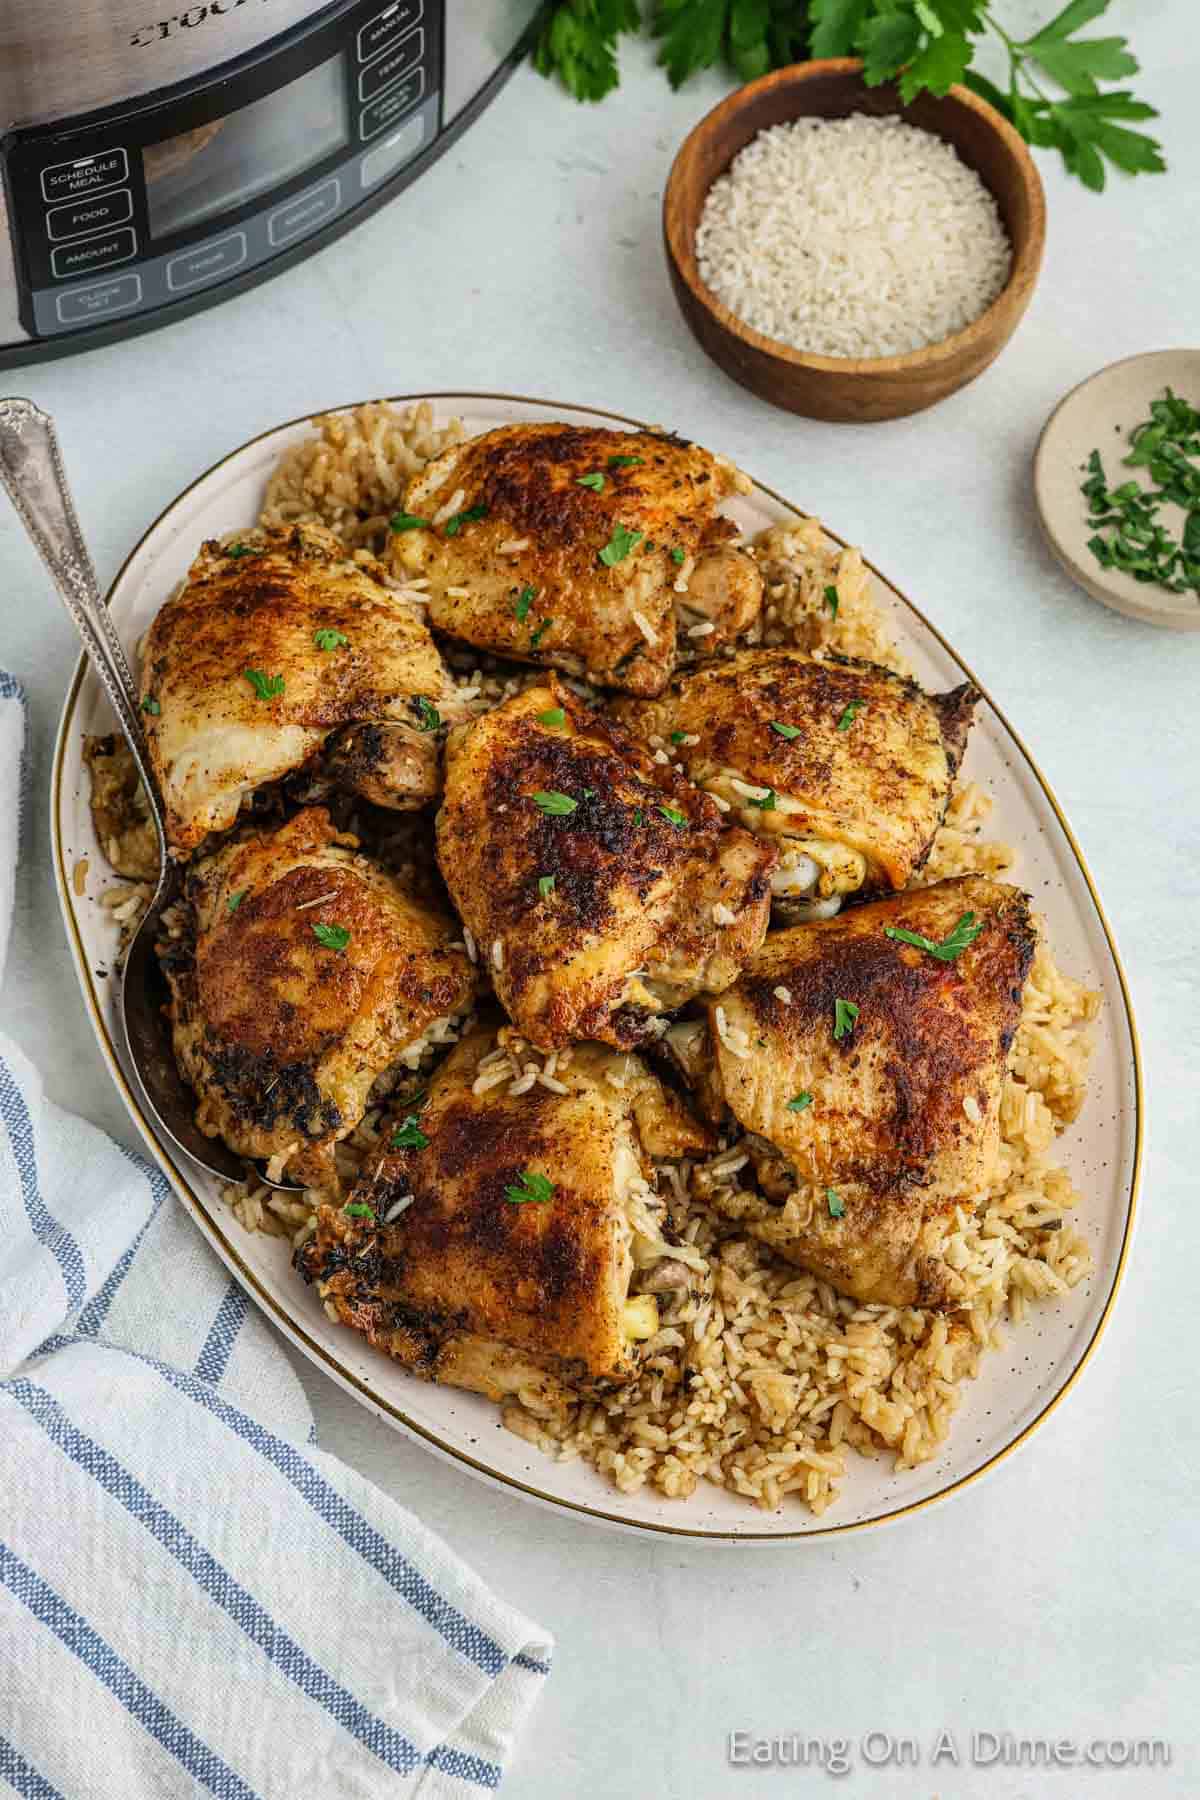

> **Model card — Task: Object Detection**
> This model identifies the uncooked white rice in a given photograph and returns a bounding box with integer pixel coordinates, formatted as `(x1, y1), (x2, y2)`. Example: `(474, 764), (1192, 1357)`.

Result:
(695, 114), (1012, 359)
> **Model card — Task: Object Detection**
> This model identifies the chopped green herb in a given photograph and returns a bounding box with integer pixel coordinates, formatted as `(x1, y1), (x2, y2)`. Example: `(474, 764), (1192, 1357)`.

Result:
(504, 1169), (555, 1205)
(413, 695), (441, 732)
(313, 628), (349, 652)
(669, 729), (687, 743)
(836, 700), (864, 732)
(389, 513), (429, 532)
(607, 454), (644, 470)
(226, 890), (247, 914)
(582, 788), (596, 800)
(598, 523), (644, 566)
(632, 808), (644, 827)
(748, 787), (777, 811)
(884, 912), (984, 963)
(538, 707), (566, 728)
(770, 721), (801, 740)
(786, 1091), (813, 1112)
(576, 472), (606, 492)
(140, 695), (160, 715)
(444, 502), (487, 537)
(826, 1189), (845, 1219)
(530, 617), (554, 649)
(671, 547), (686, 565)
(224, 543), (260, 558)
(658, 804), (686, 827)
(244, 668), (285, 701)
(532, 790), (578, 816)
(833, 998), (859, 1041)
(391, 1114), (430, 1151)
(343, 1202), (376, 1220)
(515, 585), (536, 621)
(1081, 392), (1200, 598)
(312, 922), (351, 952)
(824, 584), (839, 619)
(538, 874), (556, 899)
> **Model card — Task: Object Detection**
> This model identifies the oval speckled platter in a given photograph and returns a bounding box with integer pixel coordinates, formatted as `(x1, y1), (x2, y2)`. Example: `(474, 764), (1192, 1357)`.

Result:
(52, 393), (1142, 1541)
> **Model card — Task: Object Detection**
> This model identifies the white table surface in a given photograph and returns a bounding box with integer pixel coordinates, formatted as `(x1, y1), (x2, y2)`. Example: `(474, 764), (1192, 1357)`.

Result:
(2, 5), (1197, 1792)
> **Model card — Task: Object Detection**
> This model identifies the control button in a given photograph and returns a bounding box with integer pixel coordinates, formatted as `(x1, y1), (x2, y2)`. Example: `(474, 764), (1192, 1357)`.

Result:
(54, 272), (142, 325)
(41, 149), (129, 204)
(166, 231), (248, 292)
(45, 190), (133, 242)
(50, 227), (138, 281)
(359, 28), (423, 103)
(359, 0), (422, 63)
(360, 114), (426, 190)
(360, 71), (425, 142)
(267, 177), (341, 248)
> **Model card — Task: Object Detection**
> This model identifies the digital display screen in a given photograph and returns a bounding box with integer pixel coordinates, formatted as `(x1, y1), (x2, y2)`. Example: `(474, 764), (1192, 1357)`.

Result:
(144, 56), (349, 240)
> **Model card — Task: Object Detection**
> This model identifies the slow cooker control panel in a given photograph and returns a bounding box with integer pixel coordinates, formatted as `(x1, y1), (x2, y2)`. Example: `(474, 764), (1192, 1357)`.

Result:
(3, 0), (442, 341)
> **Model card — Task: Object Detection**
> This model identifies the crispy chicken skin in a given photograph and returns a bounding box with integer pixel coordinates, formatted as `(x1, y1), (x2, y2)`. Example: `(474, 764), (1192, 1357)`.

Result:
(613, 649), (978, 907)
(435, 678), (777, 1050)
(167, 806), (476, 1189)
(296, 1025), (713, 1397)
(682, 877), (1036, 1308)
(140, 522), (459, 855)
(390, 423), (756, 695)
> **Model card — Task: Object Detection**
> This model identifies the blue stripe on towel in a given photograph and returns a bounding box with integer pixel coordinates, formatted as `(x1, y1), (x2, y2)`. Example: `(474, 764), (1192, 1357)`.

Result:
(0, 1055), (86, 1309)
(0, 1735), (66, 1800)
(0, 1542), (261, 1800)
(75, 1151), (169, 1339)
(40, 1332), (511, 1679)
(6, 1381), (428, 1780)
(514, 1652), (551, 1676)
(194, 1283), (248, 1386)
(426, 1743), (503, 1788)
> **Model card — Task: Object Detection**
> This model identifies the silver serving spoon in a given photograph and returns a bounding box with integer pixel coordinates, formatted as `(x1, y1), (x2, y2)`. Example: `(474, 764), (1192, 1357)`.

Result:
(0, 398), (302, 1192)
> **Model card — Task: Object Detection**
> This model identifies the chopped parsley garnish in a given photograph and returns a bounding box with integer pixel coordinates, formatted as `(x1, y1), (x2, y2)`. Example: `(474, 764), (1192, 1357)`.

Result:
(836, 700), (864, 732)
(312, 922), (351, 952)
(582, 787), (596, 799)
(389, 513), (429, 532)
(313, 628), (349, 652)
(824, 584), (839, 619)
(224, 543), (260, 558)
(226, 890), (247, 913)
(833, 998), (859, 1040)
(576, 472), (606, 492)
(748, 787), (777, 810)
(529, 617), (554, 649)
(669, 730), (687, 743)
(607, 454), (644, 470)
(343, 1202), (376, 1220)
(244, 668), (285, 701)
(770, 721), (801, 740)
(532, 790), (577, 816)
(504, 1169), (554, 1206)
(538, 707), (566, 728)
(658, 804), (686, 827)
(632, 808), (644, 827)
(884, 911), (984, 963)
(598, 523), (644, 566)
(1082, 392), (1200, 598)
(444, 502), (487, 536)
(413, 695), (441, 731)
(391, 1114), (430, 1151)
(140, 695), (160, 715)
(671, 547), (686, 565)
(515, 586), (536, 621)
(786, 1092), (813, 1112)
(538, 874), (556, 899)
(826, 1189), (845, 1219)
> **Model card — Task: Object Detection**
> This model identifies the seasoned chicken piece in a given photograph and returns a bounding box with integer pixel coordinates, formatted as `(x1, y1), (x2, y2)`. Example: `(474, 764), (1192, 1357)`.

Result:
(140, 522), (461, 855)
(296, 1024), (713, 1397)
(614, 649), (977, 914)
(435, 679), (777, 1050)
(678, 516), (764, 651)
(390, 422), (754, 695)
(167, 806), (476, 1190)
(674, 877), (1036, 1308)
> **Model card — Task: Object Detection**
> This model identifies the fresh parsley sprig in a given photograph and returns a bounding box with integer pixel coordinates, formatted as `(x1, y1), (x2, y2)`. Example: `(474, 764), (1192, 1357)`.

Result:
(884, 910), (984, 961)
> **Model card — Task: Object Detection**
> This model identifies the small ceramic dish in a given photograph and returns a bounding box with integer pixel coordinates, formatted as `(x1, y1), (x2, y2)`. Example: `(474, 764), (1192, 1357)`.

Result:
(1034, 349), (1200, 631)
(663, 58), (1046, 423)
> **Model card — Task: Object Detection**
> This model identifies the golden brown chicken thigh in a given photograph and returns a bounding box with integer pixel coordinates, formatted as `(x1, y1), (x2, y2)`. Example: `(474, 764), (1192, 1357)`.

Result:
(390, 423), (759, 694)
(296, 1023), (713, 1397)
(669, 876), (1036, 1308)
(140, 522), (461, 855)
(167, 806), (477, 1189)
(614, 649), (977, 913)
(435, 679), (777, 1050)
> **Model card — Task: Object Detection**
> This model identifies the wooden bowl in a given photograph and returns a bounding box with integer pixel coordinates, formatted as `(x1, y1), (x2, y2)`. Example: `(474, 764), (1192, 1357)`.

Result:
(663, 59), (1046, 423)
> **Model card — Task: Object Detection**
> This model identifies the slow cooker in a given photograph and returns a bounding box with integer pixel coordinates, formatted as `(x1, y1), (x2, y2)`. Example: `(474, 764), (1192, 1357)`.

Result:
(0, 0), (540, 365)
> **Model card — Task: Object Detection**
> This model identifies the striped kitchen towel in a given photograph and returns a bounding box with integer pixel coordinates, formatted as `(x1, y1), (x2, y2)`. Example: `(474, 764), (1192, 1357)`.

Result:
(0, 672), (552, 1798)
